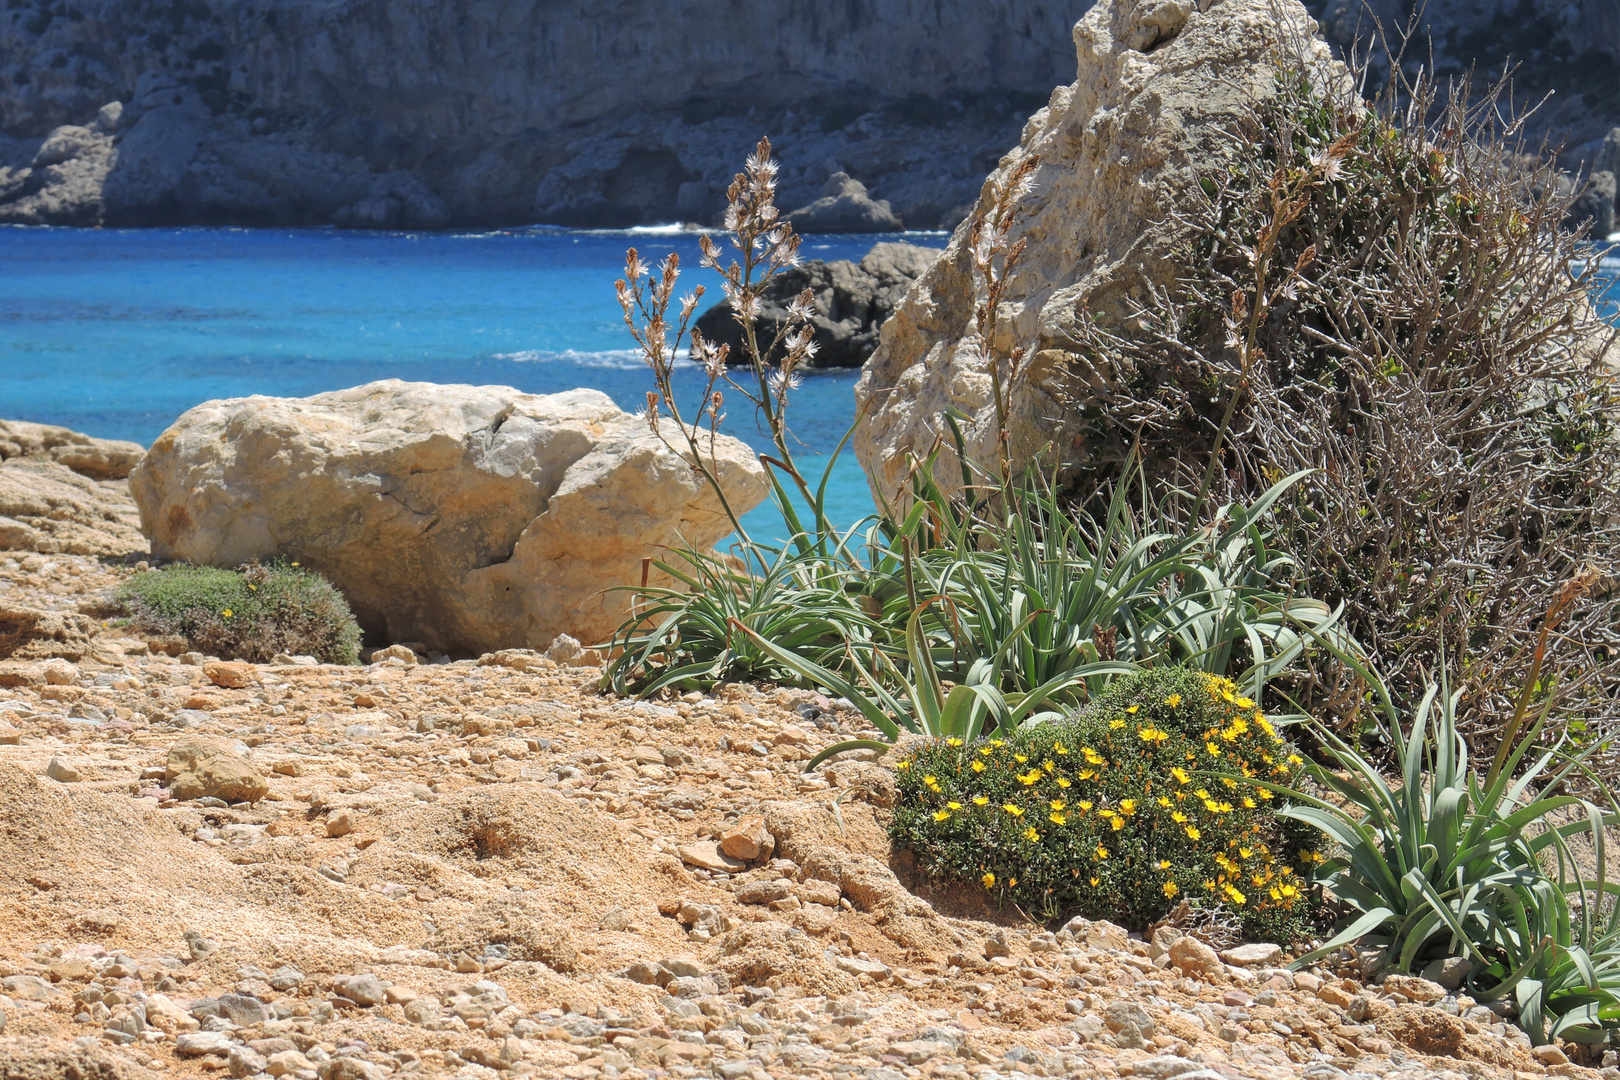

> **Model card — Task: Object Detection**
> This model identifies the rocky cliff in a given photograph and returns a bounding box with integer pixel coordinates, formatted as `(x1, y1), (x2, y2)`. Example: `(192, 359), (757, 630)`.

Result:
(0, 0), (1092, 229)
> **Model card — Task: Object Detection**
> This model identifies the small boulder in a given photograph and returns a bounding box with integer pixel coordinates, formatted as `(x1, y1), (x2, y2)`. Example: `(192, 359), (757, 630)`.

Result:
(1168, 935), (1223, 979)
(325, 808), (357, 837)
(335, 973), (387, 1007)
(1381, 973), (1447, 1003)
(1418, 956), (1473, 992)
(678, 840), (745, 873)
(44, 757), (80, 783)
(204, 660), (256, 689)
(370, 644), (417, 665)
(1219, 942), (1283, 968)
(718, 816), (774, 862)
(165, 737), (269, 803)
(0, 605), (96, 662)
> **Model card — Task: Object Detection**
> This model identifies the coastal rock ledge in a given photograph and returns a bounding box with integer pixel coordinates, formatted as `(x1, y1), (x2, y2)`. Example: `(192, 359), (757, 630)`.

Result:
(129, 381), (767, 655)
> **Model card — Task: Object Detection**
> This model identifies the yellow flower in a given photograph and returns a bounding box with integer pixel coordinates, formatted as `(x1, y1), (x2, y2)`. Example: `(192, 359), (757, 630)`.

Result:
(1163, 881), (1179, 898)
(1256, 716), (1276, 737)
(897, 760), (911, 771)
(1049, 812), (1067, 825)
(971, 759), (986, 773)
(1171, 767), (1190, 785)
(947, 802), (963, 810)
(1171, 810), (1188, 823)
(1017, 769), (1042, 786)
(1221, 776), (1238, 789)
(1206, 742), (1222, 756)
(1218, 802), (1234, 814)
(924, 775), (941, 791)
(1008, 877), (1017, 887)
(1120, 799), (1136, 814)
(982, 872), (996, 888)
(1204, 879), (1217, 892)
(1164, 694), (1182, 708)
(1184, 825), (1201, 840)
(932, 810), (951, 822)
(979, 746), (993, 756)
(1223, 883), (1247, 905)
(1055, 777), (1071, 789)
(946, 737), (963, 747)
(1235, 696), (1254, 709)
(1014, 753), (1028, 763)
(1195, 788), (1211, 799)
(1050, 799), (1067, 811)
(1203, 799), (1221, 812)
(1158, 860), (1172, 869)
(1042, 759), (1055, 773)
(1003, 804), (1025, 817)
(1243, 796), (1257, 808)
(1095, 845), (1109, 860)
(1239, 847), (1253, 859)
(1090, 876), (1100, 887)
(1024, 826), (1041, 842)
(1077, 768), (1097, 780)
(1110, 718), (1127, 730)
(1078, 800), (1094, 812)
(1082, 748), (1104, 765)
(1287, 754), (1303, 766)
(972, 795), (989, 806)
(1157, 796), (1172, 808)
(990, 740), (1005, 748)
(221, 608), (234, 618)
(1053, 742), (1069, 755)
(1126, 705), (1140, 714)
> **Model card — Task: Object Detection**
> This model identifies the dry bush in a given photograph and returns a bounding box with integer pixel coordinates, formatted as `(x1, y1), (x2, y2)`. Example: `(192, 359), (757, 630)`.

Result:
(1064, 36), (1620, 752)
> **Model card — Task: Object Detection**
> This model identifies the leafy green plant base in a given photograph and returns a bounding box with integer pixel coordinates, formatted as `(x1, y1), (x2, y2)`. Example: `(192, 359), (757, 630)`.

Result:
(119, 559), (362, 665)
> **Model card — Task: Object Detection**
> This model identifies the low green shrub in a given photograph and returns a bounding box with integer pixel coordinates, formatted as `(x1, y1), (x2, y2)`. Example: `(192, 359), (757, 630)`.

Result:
(891, 665), (1315, 939)
(120, 559), (361, 665)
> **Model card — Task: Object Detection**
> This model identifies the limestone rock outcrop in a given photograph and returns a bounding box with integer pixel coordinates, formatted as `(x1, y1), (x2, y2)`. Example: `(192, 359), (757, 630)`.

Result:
(0, 459), (147, 557)
(0, 603), (96, 661)
(0, 419), (145, 481)
(0, 0), (1082, 230)
(694, 242), (941, 369)
(854, 0), (1340, 503)
(128, 380), (769, 654)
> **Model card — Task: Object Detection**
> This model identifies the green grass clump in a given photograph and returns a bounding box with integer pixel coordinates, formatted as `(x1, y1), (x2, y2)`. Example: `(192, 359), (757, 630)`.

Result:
(891, 665), (1316, 940)
(119, 559), (361, 665)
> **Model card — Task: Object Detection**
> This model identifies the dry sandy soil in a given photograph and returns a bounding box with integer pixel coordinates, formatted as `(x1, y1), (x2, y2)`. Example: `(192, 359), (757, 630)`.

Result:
(0, 548), (1606, 1080)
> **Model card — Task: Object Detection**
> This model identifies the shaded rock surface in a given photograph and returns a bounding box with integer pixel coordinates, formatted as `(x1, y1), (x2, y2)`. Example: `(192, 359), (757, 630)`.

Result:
(786, 172), (903, 232)
(855, 0), (1341, 502)
(0, 603), (96, 661)
(128, 380), (768, 654)
(694, 241), (942, 369)
(0, 1), (1089, 230)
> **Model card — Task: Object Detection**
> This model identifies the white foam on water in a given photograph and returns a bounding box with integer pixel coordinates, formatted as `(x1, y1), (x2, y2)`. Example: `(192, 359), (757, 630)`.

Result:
(492, 347), (682, 370)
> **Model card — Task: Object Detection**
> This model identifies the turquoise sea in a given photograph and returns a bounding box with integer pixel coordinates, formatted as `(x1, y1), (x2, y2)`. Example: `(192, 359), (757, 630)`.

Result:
(0, 225), (933, 540)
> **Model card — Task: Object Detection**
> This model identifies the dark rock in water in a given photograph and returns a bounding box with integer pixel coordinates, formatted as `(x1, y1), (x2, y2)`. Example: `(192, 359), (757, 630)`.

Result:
(785, 172), (903, 233)
(693, 242), (941, 369)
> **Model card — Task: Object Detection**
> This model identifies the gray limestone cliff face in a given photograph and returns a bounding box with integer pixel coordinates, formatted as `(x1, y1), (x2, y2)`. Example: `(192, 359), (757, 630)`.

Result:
(0, 0), (1094, 229)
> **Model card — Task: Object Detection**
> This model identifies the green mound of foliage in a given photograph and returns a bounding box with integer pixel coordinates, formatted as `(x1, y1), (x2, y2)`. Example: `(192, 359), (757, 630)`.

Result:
(120, 559), (361, 665)
(891, 666), (1316, 940)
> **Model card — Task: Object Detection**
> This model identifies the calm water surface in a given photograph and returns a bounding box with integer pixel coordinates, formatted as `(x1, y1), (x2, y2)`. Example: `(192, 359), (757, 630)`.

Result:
(0, 225), (940, 539)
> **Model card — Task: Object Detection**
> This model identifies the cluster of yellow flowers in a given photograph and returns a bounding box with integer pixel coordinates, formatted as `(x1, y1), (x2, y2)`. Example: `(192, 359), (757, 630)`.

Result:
(895, 672), (1310, 921)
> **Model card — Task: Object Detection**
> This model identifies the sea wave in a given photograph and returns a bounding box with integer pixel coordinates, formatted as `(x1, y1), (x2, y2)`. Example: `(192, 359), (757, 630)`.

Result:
(492, 347), (684, 369)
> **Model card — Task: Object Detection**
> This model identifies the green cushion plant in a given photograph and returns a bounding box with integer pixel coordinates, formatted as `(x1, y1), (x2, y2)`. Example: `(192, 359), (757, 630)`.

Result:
(119, 559), (361, 665)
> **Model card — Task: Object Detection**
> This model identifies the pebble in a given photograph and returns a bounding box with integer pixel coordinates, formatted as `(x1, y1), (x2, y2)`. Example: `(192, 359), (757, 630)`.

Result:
(44, 756), (80, 782)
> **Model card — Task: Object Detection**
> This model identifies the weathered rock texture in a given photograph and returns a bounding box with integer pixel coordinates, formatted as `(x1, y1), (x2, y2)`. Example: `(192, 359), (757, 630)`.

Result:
(0, 459), (147, 557)
(0, 602), (95, 660)
(129, 380), (768, 654)
(0, 0), (1092, 230)
(0, 419), (144, 480)
(855, 0), (1340, 502)
(695, 242), (941, 369)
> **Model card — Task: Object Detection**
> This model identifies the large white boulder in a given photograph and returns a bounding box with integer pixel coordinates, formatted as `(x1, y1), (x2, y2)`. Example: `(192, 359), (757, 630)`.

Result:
(129, 380), (768, 654)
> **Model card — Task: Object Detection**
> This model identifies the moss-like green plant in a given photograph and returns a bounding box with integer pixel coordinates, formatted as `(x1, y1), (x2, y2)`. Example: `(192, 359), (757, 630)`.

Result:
(119, 559), (361, 665)
(891, 666), (1315, 940)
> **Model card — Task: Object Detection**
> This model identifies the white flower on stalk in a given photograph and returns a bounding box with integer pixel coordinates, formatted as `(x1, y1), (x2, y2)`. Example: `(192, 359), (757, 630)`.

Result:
(787, 291), (815, 322)
(1310, 148), (1346, 182)
(769, 369), (803, 395)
